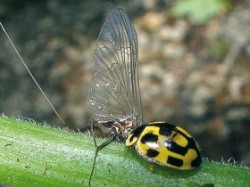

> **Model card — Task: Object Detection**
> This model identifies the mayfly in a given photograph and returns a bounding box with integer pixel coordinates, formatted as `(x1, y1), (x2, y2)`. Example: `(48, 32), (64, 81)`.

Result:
(88, 7), (143, 185)
(88, 8), (202, 186)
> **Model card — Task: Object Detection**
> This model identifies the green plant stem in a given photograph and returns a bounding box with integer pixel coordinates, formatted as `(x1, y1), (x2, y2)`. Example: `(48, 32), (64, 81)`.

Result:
(0, 116), (249, 187)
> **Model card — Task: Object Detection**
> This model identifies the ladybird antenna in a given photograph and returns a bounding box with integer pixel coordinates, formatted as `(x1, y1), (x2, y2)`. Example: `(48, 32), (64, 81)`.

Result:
(88, 134), (116, 186)
(0, 22), (66, 125)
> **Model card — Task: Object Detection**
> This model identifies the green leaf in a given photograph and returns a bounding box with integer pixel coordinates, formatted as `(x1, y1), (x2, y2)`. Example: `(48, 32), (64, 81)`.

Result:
(171, 0), (230, 24)
(0, 115), (249, 187)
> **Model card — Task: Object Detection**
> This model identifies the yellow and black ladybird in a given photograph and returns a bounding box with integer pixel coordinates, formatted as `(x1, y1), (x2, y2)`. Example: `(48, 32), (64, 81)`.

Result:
(126, 121), (202, 169)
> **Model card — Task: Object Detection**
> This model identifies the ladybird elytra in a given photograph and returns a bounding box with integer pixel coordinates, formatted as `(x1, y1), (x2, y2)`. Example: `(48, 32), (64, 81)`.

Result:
(125, 121), (202, 169)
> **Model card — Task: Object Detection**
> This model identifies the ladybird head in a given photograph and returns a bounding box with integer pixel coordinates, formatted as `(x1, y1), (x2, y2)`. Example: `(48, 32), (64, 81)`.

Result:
(125, 125), (146, 146)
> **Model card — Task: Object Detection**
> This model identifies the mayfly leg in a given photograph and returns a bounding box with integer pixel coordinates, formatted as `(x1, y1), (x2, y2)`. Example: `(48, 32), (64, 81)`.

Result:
(88, 132), (116, 186)
(0, 22), (65, 125)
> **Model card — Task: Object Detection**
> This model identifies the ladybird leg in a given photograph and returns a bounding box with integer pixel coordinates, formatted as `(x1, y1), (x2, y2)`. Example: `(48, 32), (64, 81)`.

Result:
(150, 164), (154, 172)
(90, 120), (98, 147)
(88, 134), (116, 186)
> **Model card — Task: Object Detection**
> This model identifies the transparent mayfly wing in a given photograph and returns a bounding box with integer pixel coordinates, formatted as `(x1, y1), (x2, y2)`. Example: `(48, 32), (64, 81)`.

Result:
(88, 8), (142, 127)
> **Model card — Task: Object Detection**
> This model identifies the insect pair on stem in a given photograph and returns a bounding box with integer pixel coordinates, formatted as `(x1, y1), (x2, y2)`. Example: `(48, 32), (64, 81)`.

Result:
(88, 8), (201, 186)
(1, 7), (201, 187)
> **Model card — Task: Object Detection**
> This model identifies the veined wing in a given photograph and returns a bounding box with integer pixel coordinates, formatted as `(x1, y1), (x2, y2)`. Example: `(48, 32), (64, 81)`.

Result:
(88, 8), (142, 127)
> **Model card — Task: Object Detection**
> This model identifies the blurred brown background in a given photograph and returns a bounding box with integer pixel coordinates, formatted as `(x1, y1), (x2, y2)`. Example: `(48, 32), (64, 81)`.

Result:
(0, 0), (250, 167)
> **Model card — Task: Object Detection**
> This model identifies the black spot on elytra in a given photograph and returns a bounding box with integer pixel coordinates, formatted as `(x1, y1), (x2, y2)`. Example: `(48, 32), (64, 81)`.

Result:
(149, 122), (176, 134)
(146, 149), (159, 157)
(167, 141), (188, 156)
(191, 151), (202, 167)
(159, 127), (172, 136)
(167, 156), (183, 167)
(141, 133), (158, 144)
(166, 133), (200, 156)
